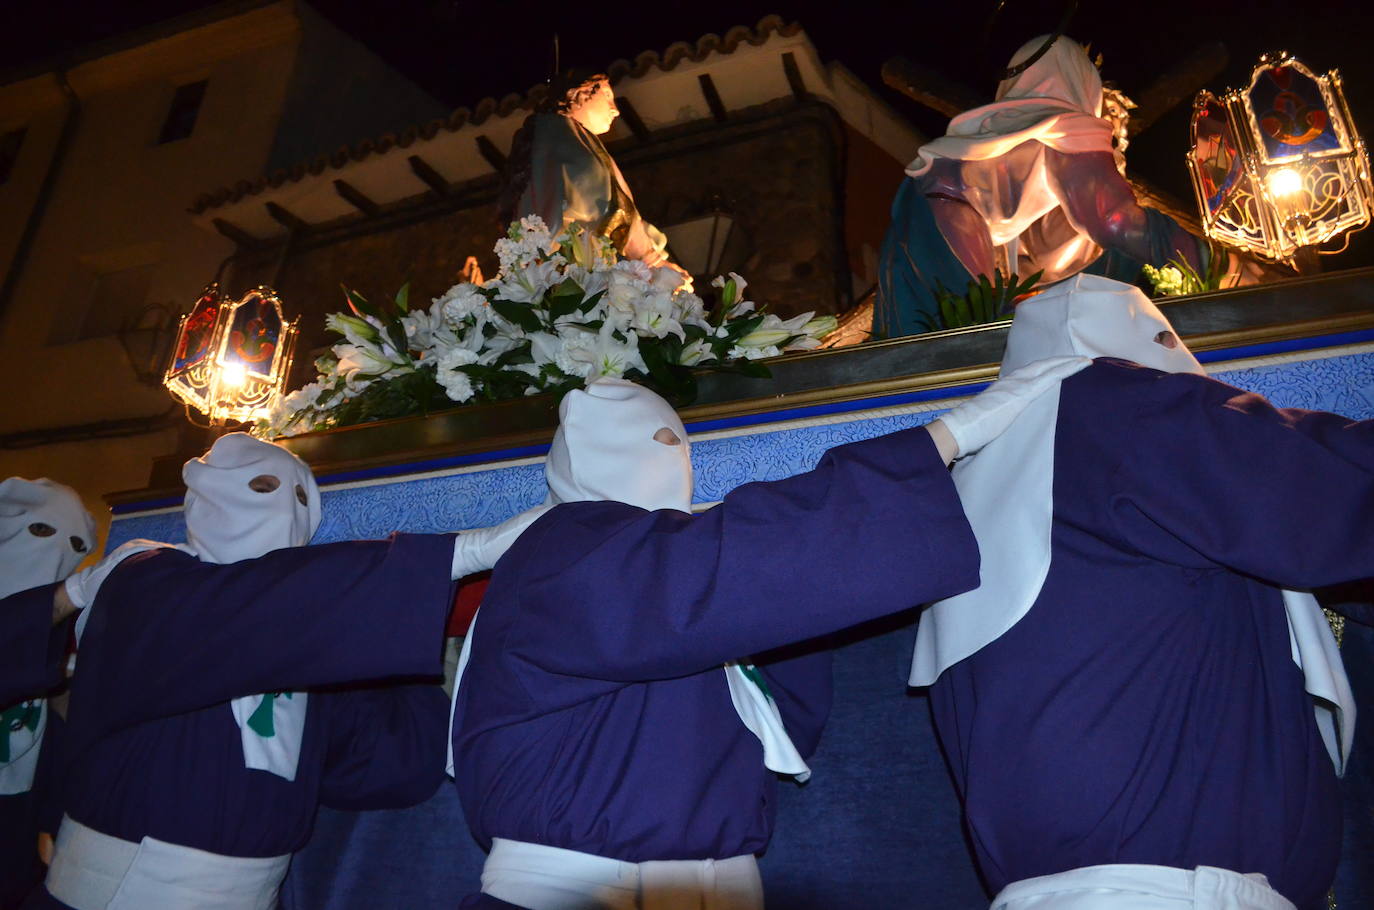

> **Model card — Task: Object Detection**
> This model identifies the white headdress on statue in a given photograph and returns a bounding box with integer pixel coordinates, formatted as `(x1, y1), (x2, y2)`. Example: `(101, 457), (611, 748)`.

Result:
(906, 35), (1112, 178)
(911, 273), (1354, 774)
(0, 478), (95, 600)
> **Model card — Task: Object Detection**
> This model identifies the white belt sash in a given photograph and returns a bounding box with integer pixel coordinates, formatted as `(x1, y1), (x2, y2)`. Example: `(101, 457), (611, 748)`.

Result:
(482, 838), (763, 910)
(46, 815), (289, 910)
(991, 864), (1297, 910)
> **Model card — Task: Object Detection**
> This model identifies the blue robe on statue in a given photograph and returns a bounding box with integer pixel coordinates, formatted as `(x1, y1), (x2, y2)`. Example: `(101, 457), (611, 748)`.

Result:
(452, 426), (981, 906)
(874, 182), (1186, 339)
(929, 360), (1374, 910)
(22, 534), (457, 909)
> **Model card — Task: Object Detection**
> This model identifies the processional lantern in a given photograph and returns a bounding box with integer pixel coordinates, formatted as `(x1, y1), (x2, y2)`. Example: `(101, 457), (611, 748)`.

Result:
(1187, 52), (1373, 265)
(164, 283), (298, 424)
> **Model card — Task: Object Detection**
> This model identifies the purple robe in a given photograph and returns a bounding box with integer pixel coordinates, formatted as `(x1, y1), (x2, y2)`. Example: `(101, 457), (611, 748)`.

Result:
(930, 359), (1374, 910)
(29, 534), (456, 908)
(452, 426), (979, 901)
(1, 584), (69, 708)
(2, 585), (71, 910)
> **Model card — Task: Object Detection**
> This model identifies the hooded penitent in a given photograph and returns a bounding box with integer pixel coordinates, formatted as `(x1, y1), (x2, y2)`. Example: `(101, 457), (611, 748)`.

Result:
(453, 378), (810, 782)
(911, 273), (1354, 773)
(0, 478), (94, 795)
(68, 434), (324, 783)
(0, 478), (95, 600)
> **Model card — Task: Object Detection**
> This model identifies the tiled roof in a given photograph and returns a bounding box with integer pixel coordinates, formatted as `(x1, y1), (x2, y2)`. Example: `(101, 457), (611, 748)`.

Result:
(188, 15), (802, 215)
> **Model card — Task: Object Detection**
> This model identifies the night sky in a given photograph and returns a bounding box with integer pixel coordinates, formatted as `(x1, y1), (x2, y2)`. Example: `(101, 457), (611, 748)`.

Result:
(8, 0), (1374, 266)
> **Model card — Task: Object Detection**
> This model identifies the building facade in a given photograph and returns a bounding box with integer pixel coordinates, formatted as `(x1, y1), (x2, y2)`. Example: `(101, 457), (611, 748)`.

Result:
(0, 0), (445, 543)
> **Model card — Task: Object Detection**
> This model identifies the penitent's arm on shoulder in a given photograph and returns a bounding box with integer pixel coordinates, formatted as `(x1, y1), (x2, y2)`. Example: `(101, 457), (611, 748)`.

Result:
(1078, 361), (1374, 589)
(506, 424), (980, 683)
(70, 534), (457, 731)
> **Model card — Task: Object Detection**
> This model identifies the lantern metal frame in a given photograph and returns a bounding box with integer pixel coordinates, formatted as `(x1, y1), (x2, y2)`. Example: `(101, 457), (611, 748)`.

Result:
(164, 283), (299, 425)
(1187, 52), (1373, 264)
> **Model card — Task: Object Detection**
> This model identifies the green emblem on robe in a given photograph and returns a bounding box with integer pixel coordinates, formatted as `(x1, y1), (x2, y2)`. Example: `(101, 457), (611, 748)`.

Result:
(1, 701), (41, 762)
(246, 692), (293, 738)
(738, 663), (773, 701)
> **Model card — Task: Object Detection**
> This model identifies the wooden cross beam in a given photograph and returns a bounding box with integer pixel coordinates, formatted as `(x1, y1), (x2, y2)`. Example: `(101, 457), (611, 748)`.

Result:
(882, 42), (1228, 138)
(1128, 41), (1228, 136)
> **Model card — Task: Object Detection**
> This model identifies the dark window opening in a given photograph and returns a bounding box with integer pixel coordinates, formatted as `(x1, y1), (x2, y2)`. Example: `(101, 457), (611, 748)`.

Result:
(158, 80), (207, 145)
(0, 128), (26, 184)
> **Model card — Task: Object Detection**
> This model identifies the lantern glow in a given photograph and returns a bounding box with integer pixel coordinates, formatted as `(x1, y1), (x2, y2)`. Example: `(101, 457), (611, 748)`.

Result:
(164, 284), (298, 424)
(1187, 53), (1373, 264)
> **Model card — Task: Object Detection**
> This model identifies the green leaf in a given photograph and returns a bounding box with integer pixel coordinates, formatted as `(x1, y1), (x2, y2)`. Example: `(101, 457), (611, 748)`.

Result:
(341, 284), (378, 319)
(393, 282), (410, 314)
(724, 358), (772, 379)
(547, 281), (585, 320)
(954, 288), (973, 327)
(578, 290), (606, 314)
(490, 300), (543, 334)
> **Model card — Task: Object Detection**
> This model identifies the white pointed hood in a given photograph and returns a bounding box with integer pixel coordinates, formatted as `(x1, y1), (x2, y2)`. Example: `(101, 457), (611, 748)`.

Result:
(545, 377), (692, 514)
(0, 478), (95, 599)
(183, 433), (321, 564)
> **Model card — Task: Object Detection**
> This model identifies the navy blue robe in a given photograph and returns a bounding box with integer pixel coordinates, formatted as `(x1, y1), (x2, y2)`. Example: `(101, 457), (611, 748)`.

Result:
(930, 360), (1374, 910)
(452, 426), (980, 902)
(2, 585), (71, 910)
(1, 584), (69, 709)
(30, 534), (456, 908)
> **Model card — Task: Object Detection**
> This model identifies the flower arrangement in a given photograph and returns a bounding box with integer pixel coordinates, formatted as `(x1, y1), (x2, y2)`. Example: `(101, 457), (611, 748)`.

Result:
(1142, 244), (1234, 298)
(258, 217), (836, 438)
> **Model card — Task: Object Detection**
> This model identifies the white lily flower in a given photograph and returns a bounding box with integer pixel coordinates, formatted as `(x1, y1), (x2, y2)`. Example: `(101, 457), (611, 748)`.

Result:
(334, 341), (402, 380)
(563, 264), (610, 299)
(527, 331), (563, 366)
(564, 321), (645, 379)
(736, 314), (792, 349)
(606, 269), (649, 315)
(678, 338), (715, 366)
(489, 258), (562, 304)
(325, 313), (381, 349)
(629, 291), (686, 341)
(728, 343), (779, 360)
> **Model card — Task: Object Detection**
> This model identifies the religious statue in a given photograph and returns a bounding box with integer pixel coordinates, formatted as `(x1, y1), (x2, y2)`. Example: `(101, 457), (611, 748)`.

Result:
(875, 35), (1220, 338)
(500, 70), (687, 279)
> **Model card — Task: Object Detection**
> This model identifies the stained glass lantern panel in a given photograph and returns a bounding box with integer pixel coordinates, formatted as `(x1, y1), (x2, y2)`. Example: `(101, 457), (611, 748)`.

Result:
(221, 291), (284, 380)
(1247, 62), (1343, 161)
(1192, 95), (1245, 219)
(171, 287), (219, 374)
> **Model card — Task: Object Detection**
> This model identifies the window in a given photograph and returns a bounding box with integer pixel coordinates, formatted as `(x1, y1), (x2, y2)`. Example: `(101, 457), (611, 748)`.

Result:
(157, 80), (208, 144)
(0, 128), (25, 184)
